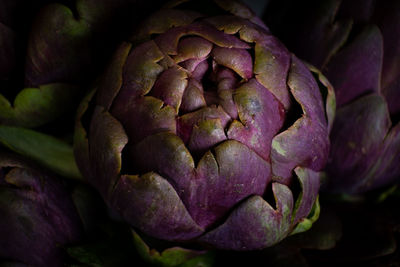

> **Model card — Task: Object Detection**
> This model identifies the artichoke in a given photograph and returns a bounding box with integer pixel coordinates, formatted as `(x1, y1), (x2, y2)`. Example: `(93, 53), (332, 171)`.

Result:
(0, 0), (83, 128)
(75, 0), (334, 250)
(265, 0), (400, 193)
(0, 153), (83, 266)
(0, 0), (163, 128)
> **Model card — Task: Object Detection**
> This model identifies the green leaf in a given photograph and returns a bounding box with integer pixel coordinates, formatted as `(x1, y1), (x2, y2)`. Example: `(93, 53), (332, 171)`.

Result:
(377, 185), (398, 203)
(132, 230), (215, 267)
(67, 246), (103, 267)
(0, 83), (79, 128)
(287, 207), (342, 250)
(0, 126), (82, 180)
(290, 195), (320, 236)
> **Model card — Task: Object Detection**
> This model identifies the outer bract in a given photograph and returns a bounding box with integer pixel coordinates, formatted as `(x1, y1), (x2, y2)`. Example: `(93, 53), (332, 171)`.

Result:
(0, 153), (83, 266)
(75, 0), (333, 250)
(265, 0), (400, 193)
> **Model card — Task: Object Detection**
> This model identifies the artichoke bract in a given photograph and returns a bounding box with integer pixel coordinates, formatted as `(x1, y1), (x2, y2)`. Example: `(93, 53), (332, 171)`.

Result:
(75, 0), (334, 250)
(0, 0), (164, 128)
(265, 0), (400, 194)
(0, 0), (82, 128)
(0, 153), (83, 266)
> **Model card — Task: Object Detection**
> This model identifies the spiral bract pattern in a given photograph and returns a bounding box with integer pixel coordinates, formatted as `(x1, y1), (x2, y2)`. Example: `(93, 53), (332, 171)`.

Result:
(75, 0), (333, 250)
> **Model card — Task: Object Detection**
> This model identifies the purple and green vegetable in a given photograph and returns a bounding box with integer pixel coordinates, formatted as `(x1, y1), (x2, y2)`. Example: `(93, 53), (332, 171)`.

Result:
(75, 0), (333, 250)
(0, 0), (399, 265)
(265, 0), (400, 194)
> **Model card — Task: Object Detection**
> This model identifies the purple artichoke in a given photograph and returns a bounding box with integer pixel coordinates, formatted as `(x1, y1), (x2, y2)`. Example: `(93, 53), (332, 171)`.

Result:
(265, 0), (400, 193)
(75, 0), (334, 250)
(0, 0), (163, 128)
(0, 153), (83, 266)
(0, 0), (83, 128)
